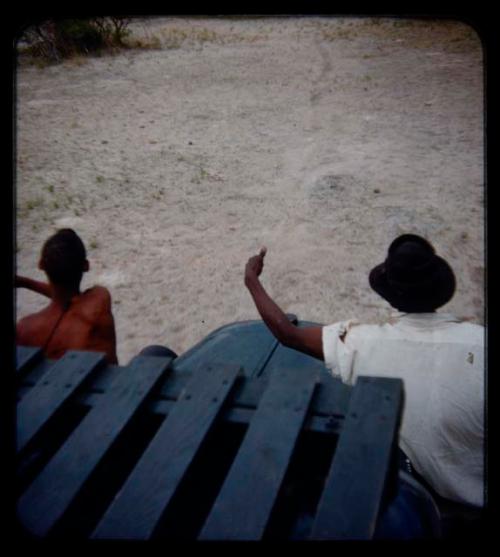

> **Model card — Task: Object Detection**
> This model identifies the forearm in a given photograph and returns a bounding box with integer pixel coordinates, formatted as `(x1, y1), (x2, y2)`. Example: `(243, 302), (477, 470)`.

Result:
(15, 275), (52, 298)
(245, 275), (295, 344)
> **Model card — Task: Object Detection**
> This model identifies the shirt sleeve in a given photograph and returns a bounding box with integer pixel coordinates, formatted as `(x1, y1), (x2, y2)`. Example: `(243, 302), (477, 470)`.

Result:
(322, 320), (358, 384)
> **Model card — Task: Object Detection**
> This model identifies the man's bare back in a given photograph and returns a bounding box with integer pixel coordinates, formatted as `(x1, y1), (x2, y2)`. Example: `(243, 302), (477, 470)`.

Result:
(17, 285), (118, 364)
(16, 229), (118, 365)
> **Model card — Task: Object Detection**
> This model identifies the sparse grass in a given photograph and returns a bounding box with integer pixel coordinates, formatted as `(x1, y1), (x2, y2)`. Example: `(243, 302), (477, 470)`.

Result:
(25, 196), (44, 211)
(319, 17), (479, 52)
(127, 35), (163, 50)
(125, 24), (262, 51)
(17, 53), (52, 68)
(152, 188), (166, 201)
(321, 26), (357, 41)
(65, 54), (88, 67)
(17, 184), (96, 224)
(190, 165), (217, 185)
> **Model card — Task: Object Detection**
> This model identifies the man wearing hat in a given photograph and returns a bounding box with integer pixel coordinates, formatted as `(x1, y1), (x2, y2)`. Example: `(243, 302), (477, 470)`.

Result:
(244, 234), (484, 513)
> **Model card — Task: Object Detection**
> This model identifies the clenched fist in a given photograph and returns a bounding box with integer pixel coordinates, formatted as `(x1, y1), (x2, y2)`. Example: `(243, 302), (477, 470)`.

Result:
(244, 247), (267, 286)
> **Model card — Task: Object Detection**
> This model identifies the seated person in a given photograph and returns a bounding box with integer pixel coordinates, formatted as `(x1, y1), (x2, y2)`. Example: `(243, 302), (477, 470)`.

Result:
(16, 228), (118, 364)
(244, 235), (484, 515)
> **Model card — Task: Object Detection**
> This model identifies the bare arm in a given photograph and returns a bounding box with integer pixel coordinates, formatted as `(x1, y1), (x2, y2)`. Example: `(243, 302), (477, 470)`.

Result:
(244, 248), (324, 361)
(15, 275), (52, 298)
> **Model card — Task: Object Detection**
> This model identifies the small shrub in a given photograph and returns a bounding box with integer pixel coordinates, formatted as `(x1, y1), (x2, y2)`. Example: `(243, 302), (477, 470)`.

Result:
(18, 17), (132, 63)
(55, 19), (105, 55)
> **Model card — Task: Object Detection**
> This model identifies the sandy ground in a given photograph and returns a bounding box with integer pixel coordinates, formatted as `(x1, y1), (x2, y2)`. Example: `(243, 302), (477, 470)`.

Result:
(15, 16), (485, 365)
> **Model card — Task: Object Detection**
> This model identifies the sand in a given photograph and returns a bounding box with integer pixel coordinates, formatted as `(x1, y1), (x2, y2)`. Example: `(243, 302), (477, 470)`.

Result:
(15, 16), (485, 365)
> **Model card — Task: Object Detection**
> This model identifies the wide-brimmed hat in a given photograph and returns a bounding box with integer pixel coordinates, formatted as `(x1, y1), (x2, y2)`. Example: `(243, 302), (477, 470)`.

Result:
(369, 234), (456, 312)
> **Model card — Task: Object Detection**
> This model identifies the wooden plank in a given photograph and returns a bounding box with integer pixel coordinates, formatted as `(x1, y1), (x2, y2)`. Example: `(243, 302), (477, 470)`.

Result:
(83, 364), (128, 393)
(222, 406), (344, 435)
(92, 363), (241, 540)
(17, 351), (106, 452)
(17, 360), (55, 403)
(229, 372), (351, 418)
(156, 364), (350, 416)
(157, 369), (192, 400)
(313, 374), (352, 416)
(199, 367), (318, 541)
(16, 345), (43, 376)
(310, 376), (404, 540)
(148, 401), (344, 435)
(17, 355), (172, 537)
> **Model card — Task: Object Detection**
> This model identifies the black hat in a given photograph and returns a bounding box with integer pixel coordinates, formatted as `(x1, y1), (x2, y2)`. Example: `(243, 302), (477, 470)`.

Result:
(369, 234), (456, 312)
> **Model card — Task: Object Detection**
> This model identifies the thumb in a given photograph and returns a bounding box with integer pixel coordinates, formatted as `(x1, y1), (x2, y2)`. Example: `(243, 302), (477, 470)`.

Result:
(259, 246), (267, 259)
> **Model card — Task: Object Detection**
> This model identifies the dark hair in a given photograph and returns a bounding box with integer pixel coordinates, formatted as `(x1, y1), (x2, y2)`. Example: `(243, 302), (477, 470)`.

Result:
(40, 228), (87, 286)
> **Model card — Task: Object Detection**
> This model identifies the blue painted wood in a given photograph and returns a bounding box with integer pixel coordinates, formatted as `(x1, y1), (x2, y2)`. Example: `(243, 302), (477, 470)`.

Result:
(17, 355), (171, 537)
(17, 350), (106, 452)
(15, 320), (408, 540)
(173, 321), (279, 378)
(16, 346), (43, 376)
(199, 366), (319, 540)
(310, 376), (403, 540)
(92, 363), (241, 540)
(258, 340), (325, 379)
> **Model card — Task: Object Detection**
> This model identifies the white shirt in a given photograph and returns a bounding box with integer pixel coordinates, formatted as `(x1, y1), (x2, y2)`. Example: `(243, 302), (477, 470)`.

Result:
(322, 312), (485, 507)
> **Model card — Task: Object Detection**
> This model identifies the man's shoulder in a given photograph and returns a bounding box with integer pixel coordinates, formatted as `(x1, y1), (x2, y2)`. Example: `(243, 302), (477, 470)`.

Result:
(83, 285), (112, 301)
(79, 285), (113, 313)
(451, 319), (484, 343)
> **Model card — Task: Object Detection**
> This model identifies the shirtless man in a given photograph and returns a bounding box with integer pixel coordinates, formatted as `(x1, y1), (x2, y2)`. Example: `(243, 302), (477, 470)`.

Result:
(16, 228), (118, 364)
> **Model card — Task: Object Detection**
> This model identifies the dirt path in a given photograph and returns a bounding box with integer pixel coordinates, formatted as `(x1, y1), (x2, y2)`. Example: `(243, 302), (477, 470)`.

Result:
(16, 17), (484, 364)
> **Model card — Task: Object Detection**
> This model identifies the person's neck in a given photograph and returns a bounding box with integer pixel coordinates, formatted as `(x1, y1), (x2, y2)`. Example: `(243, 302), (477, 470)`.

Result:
(50, 283), (80, 308)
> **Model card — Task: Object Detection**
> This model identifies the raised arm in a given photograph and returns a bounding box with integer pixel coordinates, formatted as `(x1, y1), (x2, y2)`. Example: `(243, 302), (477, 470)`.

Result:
(244, 248), (324, 361)
(15, 275), (53, 298)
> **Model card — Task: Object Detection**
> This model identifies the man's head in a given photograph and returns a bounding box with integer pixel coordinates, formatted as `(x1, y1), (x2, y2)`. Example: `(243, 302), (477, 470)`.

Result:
(369, 234), (456, 313)
(39, 228), (89, 288)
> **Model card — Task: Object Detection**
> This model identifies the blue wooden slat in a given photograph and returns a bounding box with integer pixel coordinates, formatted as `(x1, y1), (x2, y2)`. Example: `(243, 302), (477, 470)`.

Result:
(92, 363), (241, 540)
(17, 351), (106, 452)
(16, 345), (43, 376)
(310, 376), (403, 540)
(199, 366), (318, 541)
(17, 355), (172, 537)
